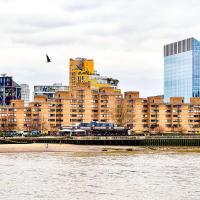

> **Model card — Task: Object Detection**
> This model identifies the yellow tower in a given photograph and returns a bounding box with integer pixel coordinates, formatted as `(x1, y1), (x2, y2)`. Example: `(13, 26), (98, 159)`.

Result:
(69, 57), (120, 90)
(69, 58), (94, 87)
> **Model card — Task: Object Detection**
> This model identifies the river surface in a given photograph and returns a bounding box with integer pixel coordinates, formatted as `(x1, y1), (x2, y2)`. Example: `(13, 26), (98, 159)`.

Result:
(0, 152), (200, 200)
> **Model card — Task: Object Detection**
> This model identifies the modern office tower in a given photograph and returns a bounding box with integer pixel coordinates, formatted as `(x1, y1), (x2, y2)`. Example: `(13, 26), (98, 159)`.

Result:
(164, 37), (200, 103)
(0, 74), (21, 105)
(34, 83), (69, 99)
(69, 58), (119, 89)
(20, 84), (30, 106)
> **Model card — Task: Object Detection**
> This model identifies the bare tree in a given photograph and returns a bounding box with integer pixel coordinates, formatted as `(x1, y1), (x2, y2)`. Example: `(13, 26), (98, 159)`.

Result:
(40, 115), (48, 134)
(0, 109), (17, 137)
(178, 126), (187, 134)
(50, 125), (59, 135)
(0, 115), (7, 132)
(111, 99), (133, 127)
(154, 125), (165, 134)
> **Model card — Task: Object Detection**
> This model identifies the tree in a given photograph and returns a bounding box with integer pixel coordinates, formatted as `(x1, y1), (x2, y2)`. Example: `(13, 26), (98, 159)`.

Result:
(178, 126), (187, 134)
(0, 115), (8, 132)
(50, 125), (59, 135)
(154, 126), (165, 134)
(111, 99), (134, 127)
(40, 115), (48, 134)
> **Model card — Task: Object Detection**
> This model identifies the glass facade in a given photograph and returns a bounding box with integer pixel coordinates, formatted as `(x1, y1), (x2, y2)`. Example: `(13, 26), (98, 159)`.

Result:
(20, 84), (30, 106)
(164, 38), (200, 103)
(0, 75), (21, 105)
(34, 84), (69, 99)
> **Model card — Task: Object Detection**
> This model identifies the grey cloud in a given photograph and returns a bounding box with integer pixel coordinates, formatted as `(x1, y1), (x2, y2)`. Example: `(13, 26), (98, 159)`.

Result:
(62, 0), (103, 12)
(64, 3), (100, 12)
(11, 35), (77, 46)
(1, 0), (200, 96)
(17, 17), (73, 29)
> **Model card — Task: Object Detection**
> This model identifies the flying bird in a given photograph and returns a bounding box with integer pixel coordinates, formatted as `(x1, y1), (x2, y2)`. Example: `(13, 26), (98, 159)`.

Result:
(46, 54), (51, 63)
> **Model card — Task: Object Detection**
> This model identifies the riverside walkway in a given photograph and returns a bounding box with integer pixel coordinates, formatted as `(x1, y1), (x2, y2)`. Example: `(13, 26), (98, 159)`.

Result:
(1, 135), (200, 146)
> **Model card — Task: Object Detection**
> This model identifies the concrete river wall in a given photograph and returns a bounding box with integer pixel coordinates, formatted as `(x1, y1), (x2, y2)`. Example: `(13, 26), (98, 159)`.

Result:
(1, 136), (200, 146)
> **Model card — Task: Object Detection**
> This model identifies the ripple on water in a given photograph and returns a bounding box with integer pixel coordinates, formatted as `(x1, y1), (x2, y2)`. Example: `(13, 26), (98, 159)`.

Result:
(0, 153), (200, 200)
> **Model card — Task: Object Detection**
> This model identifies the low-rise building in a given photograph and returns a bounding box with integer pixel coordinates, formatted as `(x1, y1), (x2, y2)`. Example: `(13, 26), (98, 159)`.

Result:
(0, 83), (121, 133)
(2, 87), (200, 134)
(124, 93), (200, 133)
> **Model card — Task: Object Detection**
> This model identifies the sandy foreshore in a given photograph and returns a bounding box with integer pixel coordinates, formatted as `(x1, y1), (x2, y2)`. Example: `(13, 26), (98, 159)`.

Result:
(1, 143), (200, 155)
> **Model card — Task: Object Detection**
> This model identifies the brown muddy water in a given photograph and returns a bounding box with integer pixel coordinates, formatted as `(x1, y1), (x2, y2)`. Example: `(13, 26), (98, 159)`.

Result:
(0, 152), (200, 200)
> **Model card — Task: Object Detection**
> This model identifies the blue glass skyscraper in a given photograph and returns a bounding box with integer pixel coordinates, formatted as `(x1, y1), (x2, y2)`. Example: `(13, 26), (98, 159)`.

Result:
(164, 37), (200, 103)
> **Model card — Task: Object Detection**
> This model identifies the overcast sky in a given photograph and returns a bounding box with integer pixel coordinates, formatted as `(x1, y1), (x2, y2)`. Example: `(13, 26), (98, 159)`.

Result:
(0, 0), (200, 97)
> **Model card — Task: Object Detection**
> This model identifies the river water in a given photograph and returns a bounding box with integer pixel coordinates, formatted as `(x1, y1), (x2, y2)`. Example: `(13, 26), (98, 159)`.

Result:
(0, 152), (200, 200)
